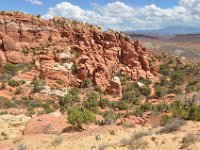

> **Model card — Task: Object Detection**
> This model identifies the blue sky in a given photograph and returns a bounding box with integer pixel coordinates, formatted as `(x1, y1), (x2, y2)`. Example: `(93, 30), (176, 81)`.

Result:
(1, 0), (200, 30)
(0, 0), (179, 14)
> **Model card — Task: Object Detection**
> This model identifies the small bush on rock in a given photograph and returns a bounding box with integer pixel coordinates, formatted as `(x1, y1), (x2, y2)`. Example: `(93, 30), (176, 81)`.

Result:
(72, 64), (78, 75)
(31, 78), (44, 93)
(81, 78), (90, 88)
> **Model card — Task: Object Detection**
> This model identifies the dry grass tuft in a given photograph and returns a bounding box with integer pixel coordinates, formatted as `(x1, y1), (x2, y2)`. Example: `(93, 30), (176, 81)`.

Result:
(159, 118), (185, 133)
(182, 133), (200, 144)
(51, 136), (63, 146)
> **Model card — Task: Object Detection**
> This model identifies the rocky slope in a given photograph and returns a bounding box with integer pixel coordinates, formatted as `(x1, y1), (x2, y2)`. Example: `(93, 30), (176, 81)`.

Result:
(0, 11), (157, 96)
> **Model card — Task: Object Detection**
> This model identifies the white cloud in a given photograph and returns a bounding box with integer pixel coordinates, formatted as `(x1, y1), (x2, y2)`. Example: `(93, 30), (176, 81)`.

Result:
(100, 1), (134, 18)
(43, 0), (200, 30)
(44, 2), (85, 19)
(26, 0), (42, 5)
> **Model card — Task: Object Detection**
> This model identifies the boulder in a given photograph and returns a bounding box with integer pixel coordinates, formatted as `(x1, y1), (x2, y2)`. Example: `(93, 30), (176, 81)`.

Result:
(106, 76), (122, 96)
(134, 40), (143, 53)
(5, 51), (24, 64)
(104, 32), (117, 42)
(55, 52), (72, 62)
(0, 50), (7, 63)
(146, 71), (154, 79)
(139, 55), (150, 71)
(137, 69), (146, 79)
(2, 35), (16, 51)
(23, 115), (68, 134)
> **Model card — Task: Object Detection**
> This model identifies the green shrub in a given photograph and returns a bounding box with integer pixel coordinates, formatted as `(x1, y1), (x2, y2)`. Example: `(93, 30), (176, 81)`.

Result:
(160, 115), (171, 126)
(110, 101), (119, 110)
(122, 84), (138, 104)
(22, 63), (34, 73)
(170, 71), (184, 85)
(18, 80), (26, 85)
(69, 87), (80, 95)
(123, 83), (135, 92)
(81, 78), (90, 88)
(83, 93), (99, 113)
(140, 102), (153, 112)
(99, 98), (110, 109)
(155, 85), (166, 98)
(31, 78), (44, 93)
(186, 86), (195, 93)
(0, 97), (19, 109)
(118, 101), (129, 110)
(186, 80), (199, 93)
(8, 80), (19, 87)
(139, 78), (152, 85)
(169, 100), (200, 120)
(56, 79), (64, 85)
(26, 106), (35, 116)
(0, 82), (6, 90)
(122, 122), (134, 128)
(160, 64), (170, 76)
(160, 77), (169, 86)
(153, 103), (168, 113)
(15, 88), (23, 95)
(170, 86), (182, 94)
(194, 106), (200, 121)
(103, 111), (117, 125)
(2, 63), (33, 80)
(3, 63), (20, 76)
(169, 100), (183, 117)
(68, 107), (95, 129)
(140, 86), (151, 97)
(72, 64), (78, 75)
(187, 80), (198, 87)
(132, 102), (153, 117)
(23, 99), (41, 108)
(132, 108), (143, 117)
(85, 93), (99, 108)
(21, 96), (29, 101)
(60, 91), (80, 111)
(22, 49), (30, 55)
(122, 91), (138, 104)
(0, 111), (7, 116)
(41, 103), (54, 114)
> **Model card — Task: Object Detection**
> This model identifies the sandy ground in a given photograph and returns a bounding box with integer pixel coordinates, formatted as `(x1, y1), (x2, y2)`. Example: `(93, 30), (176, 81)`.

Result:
(1, 113), (200, 150)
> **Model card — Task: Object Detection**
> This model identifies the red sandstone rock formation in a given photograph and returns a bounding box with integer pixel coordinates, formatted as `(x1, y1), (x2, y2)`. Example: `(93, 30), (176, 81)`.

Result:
(0, 11), (158, 95)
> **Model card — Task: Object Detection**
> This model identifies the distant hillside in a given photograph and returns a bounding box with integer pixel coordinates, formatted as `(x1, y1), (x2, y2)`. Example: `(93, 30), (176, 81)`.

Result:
(127, 26), (200, 36)
(127, 33), (159, 39)
(128, 33), (200, 60)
